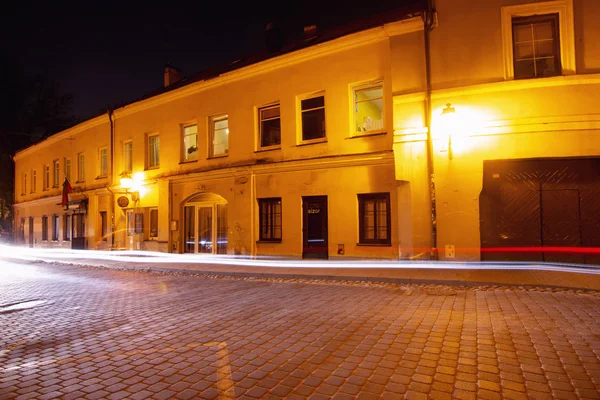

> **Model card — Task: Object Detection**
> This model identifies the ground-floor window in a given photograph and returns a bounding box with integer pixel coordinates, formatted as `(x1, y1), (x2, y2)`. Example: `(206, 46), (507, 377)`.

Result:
(149, 208), (158, 239)
(126, 210), (134, 236)
(42, 216), (48, 241)
(358, 193), (391, 245)
(74, 214), (85, 238)
(259, 198), (282, 241)
(52, 215), (59, 241)
(100, 211), (107, 241)
(63, 215), (71, 241)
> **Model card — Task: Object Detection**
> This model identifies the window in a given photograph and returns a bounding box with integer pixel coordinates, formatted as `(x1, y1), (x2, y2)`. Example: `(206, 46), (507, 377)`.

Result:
(42, 216), (48, 241)
(182, 125), (198, 161)
(512, 14), (560, 79)
(53, 160), (60, 187)
(44, 164), (50, 190)
(150, 208), (158, 239)
(300, 95), (326, 141)
(358, 193), (391, 245)
(32, 170), (36, 193)
(65, 158), (71, 181)
(100, 211), (107, 241)
(52, 215), (59, 241)
(209, 115), (229, 157)
(126, 210), (134, 236)
(259, 104), (281, 148)
(147, 134), (160, 168)
(22, 173), (27, 195)
(353, 82), (384, 133)
(99, 147), (108, 177)
(63, 214), (71, 241)
(123, 141), (132, 172)
(259, 198), (282, 241)
(78, 153), (85, 182)
(501, 0), (575, 79)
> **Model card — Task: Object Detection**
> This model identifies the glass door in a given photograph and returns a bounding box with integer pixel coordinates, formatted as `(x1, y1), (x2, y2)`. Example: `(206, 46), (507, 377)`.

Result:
(183, 202), (227, 254)
(184, 206), (195, 253)
(197, 206), (213, 253)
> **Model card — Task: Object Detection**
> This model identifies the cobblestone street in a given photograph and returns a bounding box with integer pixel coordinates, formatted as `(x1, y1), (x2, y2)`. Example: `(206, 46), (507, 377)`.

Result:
(1, 260), (600, 400)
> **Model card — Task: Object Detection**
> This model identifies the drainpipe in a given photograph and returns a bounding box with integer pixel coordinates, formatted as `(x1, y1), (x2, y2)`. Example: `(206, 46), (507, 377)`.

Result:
(423, 0), (438, 260)
(108, 108), (116, 248)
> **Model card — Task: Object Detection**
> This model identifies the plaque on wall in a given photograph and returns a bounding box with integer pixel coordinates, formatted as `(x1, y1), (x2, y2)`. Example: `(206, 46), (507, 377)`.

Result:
(117, 196), (130, 208)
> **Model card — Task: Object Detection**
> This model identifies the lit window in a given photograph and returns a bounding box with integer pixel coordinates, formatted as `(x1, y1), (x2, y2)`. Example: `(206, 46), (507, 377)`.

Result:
(512, 14), (560, 79)
(150, 208), (158, 239)
(358, 193), (391, 245)
(65, 158), (71, 181)
(147, 134), (160, 168)
(53, 159), (60, 187)
(52, 215), (59, 241)
(22, 173), (27, 195)
(259, 104), (281, 148)
(100, 211), (107, 242)
(301, 95), (325, 141)
(99, 147), (108, 177)
(32, 170), (37, 193)
(182, 125), (198, 161)
(63, 215), (71, 241)
(78, 153), (85, 182)
(42, 216), (48, 241)
(353, 82), (384, 133)
(44, 164), (50, 190)
(209, 115), (229, 157)
(123, 142), (132, 172)
(259, 198), (282, 241)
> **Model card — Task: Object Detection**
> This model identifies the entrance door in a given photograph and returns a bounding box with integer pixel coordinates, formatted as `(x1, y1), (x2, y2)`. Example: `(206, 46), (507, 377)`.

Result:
(183, 202), (227, 254)
(541, 189), (584, 264)
(28, 216), (34, 248)
(302, 196), (328, 259)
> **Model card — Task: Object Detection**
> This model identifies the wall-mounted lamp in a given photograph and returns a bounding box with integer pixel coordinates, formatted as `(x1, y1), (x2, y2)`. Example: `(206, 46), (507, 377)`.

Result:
(119, 172), (139, 202)
(440, 103), (457, 159)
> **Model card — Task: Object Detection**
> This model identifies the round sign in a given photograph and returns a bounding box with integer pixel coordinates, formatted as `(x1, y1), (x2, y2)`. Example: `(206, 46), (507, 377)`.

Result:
(117, 196), (130, 208)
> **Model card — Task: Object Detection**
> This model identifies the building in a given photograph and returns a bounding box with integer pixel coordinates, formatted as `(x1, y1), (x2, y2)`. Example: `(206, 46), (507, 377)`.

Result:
(13, 0), (600, 263)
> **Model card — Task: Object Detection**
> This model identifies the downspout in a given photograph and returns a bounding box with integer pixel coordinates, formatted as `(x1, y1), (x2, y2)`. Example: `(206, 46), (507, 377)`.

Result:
(423, 0), (438, 260)
(108, 108), (116, 248)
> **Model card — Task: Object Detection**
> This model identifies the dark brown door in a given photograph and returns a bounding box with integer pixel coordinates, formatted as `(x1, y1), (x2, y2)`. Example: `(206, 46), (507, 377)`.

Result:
(28, 217), (34, 248)
(541, 189), (584, 264)
(302, 196), (328, 259)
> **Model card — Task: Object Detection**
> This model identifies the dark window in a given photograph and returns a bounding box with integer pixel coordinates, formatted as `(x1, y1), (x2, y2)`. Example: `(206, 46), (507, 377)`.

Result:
(63, 215), (71, 241)
(100, 211), (107, 241)
(259, 198), (282, 241)
(259, 104), (281, 148)
(52, 215), (59, 241)
(512, 14), (561, 79)
(301, 95), (325, 141)
(150, 209), (158, 238)
(358, 193), (391, 245)
(42, 216), (48, 241)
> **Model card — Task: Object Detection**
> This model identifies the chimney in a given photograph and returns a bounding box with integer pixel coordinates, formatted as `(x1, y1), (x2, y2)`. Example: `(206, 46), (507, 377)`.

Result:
(265, 22), (284, 53)
(303, 24), (317, 40)
(164, 65), (181, 88)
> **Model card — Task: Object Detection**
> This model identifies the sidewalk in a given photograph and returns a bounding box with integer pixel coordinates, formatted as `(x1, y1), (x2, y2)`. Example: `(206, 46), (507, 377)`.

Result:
(3, 245), (600, 291)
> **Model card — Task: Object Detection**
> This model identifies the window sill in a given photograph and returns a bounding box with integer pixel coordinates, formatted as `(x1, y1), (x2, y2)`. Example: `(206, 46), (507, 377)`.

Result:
(255, 146), (281, 153)
(256, 240), (282, 244)
(347, 130), (387, 139)
(208, 154), (228, 160)
(297, 138), (327, 147)
(356, 242), (392, 247)
(179, 159), (198, 165)
(76, 181), (85, 184)
(145, 166), (160, 171)
(95, 176), (107, 180)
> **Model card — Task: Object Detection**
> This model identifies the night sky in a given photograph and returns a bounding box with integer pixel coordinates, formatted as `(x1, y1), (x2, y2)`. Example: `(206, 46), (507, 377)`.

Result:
(2, 0), (422, 122)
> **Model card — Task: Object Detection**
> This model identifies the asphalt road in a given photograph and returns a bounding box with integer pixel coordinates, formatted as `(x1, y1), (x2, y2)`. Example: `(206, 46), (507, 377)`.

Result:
(1, 260), (600, 399)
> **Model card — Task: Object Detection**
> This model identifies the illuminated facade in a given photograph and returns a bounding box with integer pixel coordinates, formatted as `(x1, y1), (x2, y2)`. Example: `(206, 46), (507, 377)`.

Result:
(13, 0), (600, 262)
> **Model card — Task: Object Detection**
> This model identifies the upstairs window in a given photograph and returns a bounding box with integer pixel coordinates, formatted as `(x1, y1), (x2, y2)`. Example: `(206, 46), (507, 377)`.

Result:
(43, 164), (50, 190)
(22, 173), (27, 195)
(209, 115), (229, 157)
(259, 104), (281, 149)
(32, 170), (37, 193)
(358, 193), (391, 245)
(78, 153), (85, 182)
(147, 134), (160, 168)
(259, 198), (282, 241)
(182, 125), (198, 161)
(300, 95), (326, 142)
(512, 14), (560, 79)
(99, 147), (108, 177)
(65, 158), (71, 181)
(53, 159), (60, 187)
(353, 82), (384, 134)
(123, 142), (132, 173)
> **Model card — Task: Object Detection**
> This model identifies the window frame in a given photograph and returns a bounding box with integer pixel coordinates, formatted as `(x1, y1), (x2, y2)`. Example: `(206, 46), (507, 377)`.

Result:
(258, 198), (282, 242)
(146, 133), (160, 169)
(208, 114), (229, 158)
(99, 147), (108, 178)
(77, 153), (85, 183)
(52, 215), (59, 241)
(258, 103), (281, 151)
(182, 124), (199, 162)
(358, 192), (392, 246)
(53, 159), (60, 188)
(149, 208), (159, 239)
(31, 170), (37, 193)
(22, 173), (27, 195)
(63, 214), (71, 241)
(41, 216), (48, 241)
(123, 141), (133, 173)
(501, 0), (575, 80)
(65, 158), (71, 182)
(43, 164), (50, 191)
(298, 93), (327, 145)
(351, 81), (385, 136)
(100, 211), (108, 242)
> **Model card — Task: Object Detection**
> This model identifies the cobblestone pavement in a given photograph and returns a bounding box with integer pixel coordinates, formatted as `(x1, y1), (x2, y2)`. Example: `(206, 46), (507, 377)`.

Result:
(1, 260), (600, 400)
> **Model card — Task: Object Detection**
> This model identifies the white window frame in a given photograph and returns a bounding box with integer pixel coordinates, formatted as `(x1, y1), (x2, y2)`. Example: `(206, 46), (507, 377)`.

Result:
(52, 215), (59, 241)
(258, 103), (281, 151)
(182, 124), (199, 162)
(65, 158), (71, 182)
(32, 170), (37, 193)
(208, 114), (229, 158)
(123, 141), (132, 173)
(298, 92), (327, 145)
(351, 81), (385, 137)
(501, 0), (575, 80)
(99, 147), (108, 177)
(53, 159), (60, 187)
(78, 153), (85, 182)
(44, 164), (50, 191)
(22, 173), (27, 195)
(147, 133), (160, 169)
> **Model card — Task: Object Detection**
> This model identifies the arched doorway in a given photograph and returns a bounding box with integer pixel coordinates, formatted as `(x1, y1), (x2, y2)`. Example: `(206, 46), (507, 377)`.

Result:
(182, 193), (228, 254)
